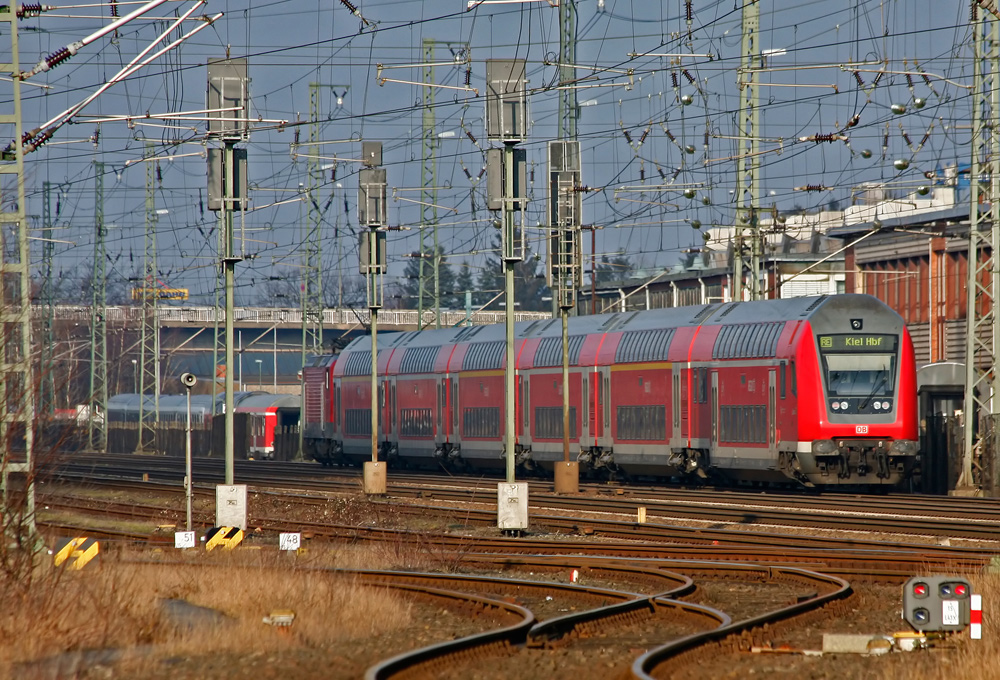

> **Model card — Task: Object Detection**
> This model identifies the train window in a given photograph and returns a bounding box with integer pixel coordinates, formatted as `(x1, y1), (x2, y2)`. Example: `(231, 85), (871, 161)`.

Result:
(672, 373), (680, 428)
(604, 375), (611, 429)
(535, 407), (578, 439)
(452, 381), (458, 434)
(522, 377), (529, 435)
(823, 354), (896, 397)
(737, 325), (752, 357)
(699, 367), (708, 403)
(780, 361), (787, 399)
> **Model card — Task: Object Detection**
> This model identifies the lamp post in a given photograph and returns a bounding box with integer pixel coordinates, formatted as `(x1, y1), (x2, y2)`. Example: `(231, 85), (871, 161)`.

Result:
(255, 359), (262, 391)
(180, 372), (197, 531)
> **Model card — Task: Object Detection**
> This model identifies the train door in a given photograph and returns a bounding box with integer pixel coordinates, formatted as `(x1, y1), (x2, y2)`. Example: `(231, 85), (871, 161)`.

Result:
(768, 370), (776, 450)
(590, 370), (600, 443)
(434, 378), (450, 445)
(710, 371), (719, 446)
(333, 379), (342, 439)
(581, 375), (589, 441)
(386, 378), (396, 438)
(672, 368), (681, 446)
(599, 370), (611, 448)
(451, 378), (460, 441)
(521, 375), (530, 440)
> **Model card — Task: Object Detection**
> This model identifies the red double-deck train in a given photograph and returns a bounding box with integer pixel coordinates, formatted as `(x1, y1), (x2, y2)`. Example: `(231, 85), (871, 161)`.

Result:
(302, 294), (918, 487)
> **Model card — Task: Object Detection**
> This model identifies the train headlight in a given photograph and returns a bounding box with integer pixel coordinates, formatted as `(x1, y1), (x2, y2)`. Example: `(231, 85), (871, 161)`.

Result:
(873, 402), (881, 410)
(812, 440), (837, 455)
(840, 401), (849, 410)
(831, 401), (840, 410)
(882, 401), (891, 410)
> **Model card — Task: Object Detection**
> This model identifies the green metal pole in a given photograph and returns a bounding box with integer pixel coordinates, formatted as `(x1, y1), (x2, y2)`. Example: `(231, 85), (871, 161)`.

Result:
(371, 310), (378, 463)
(224, 140), (236, 485)
(504, 143), (516, 484)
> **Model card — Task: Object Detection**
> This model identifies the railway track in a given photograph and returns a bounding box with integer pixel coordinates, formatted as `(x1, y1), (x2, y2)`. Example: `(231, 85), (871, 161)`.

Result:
(41, 454), (1000, 542)
(23, 458), (991, 679)
(36, 479), (996, 579)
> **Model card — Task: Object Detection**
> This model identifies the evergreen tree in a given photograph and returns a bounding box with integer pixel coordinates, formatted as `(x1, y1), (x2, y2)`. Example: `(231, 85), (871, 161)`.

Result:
(454, 260), (476, 311)
(399, 246), (455, 310)
(595, 253), (632, 285)
(477, 231), (550, 312)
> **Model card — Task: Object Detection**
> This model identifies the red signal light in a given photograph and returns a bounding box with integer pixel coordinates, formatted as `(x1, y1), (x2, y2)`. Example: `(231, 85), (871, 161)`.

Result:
(913, 583), (928, 597)
(954, 584), (968, 597)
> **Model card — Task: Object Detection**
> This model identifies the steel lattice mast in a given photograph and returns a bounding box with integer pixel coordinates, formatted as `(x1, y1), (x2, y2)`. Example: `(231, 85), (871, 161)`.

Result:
(39, 181), (55, 418)
(0, 3), (38, 538)
(733, 0), (762, 301)
(303, 82), (324, 360)
(88, 162), (108, 451)
(963, 8), (1000, 493)
(558, 0), (578, 141)
(420, 39), (439, 329)
(136, 143), (160, 453)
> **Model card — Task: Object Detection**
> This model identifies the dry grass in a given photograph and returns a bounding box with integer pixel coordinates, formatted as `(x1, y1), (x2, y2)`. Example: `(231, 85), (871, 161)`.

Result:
(0, 544), (421, 679)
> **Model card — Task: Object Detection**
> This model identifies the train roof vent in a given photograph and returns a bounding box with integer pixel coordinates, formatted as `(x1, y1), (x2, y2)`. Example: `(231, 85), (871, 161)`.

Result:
(344, 350), (373, 376)
(607, 311), (640, 331)
(716, 303), (740, 318)
(534, 335), (586, 367)
(455, 324), (487, 342)
(712, 322), (783, 359)
(691, 304), (719, 324)
(539, 319), (560, 335)
(463, 340), (505, 371)
(802, 296), (827, 314)
(598, 314), (621, 331)
(399, 346), (438, 374)
(615, 328), (675, 364)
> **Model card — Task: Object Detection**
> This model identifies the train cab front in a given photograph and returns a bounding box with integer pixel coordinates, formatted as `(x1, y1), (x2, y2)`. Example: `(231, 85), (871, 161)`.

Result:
(802, 331), (918, 486)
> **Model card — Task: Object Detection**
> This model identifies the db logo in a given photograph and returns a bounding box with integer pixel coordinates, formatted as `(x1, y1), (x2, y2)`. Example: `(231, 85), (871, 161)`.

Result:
(856, 425), (869, 434)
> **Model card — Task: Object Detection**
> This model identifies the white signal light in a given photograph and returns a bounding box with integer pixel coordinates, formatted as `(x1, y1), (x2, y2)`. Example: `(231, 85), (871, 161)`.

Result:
(840, 401), (849, 410)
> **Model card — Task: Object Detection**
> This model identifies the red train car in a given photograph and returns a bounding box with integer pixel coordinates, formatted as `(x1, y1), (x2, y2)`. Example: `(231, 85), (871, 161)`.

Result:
(302, 355), (338, 461)
(234, 393), (300, 459)
(303, 294), (918, 487)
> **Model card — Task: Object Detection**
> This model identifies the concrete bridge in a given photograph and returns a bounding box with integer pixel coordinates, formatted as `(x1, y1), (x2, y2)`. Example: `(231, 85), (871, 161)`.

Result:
(47, 305), (551, 392)
(52, 305), (550, 332)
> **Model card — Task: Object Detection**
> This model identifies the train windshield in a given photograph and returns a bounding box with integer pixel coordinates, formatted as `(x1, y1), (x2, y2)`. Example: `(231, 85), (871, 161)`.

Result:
(817, 333), (898, 398)
(822, 354), (896, 397)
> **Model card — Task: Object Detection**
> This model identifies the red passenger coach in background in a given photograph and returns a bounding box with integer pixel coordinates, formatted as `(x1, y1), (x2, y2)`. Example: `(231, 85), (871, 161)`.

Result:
(302, 294), (918, 488)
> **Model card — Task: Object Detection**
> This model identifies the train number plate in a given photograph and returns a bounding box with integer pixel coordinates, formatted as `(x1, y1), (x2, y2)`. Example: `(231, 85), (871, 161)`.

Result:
(856, 425), (869, 434)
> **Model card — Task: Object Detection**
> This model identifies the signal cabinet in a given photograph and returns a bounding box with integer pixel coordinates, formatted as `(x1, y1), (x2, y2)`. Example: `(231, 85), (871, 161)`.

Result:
(902, 575), (972, 632)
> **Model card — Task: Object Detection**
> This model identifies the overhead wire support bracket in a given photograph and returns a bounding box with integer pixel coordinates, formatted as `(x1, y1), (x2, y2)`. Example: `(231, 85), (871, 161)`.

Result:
(376, 63), (478, 97)
(8, 4), (222, 155)
(468, 0), (557, 10)
(20, 0), (175, 79)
